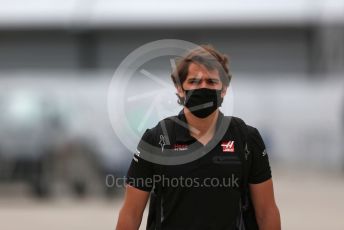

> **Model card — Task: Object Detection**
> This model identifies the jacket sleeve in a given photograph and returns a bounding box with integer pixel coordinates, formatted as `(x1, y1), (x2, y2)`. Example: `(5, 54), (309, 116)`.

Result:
(126, 129), (156, 192)
(247, 126), (272, 184)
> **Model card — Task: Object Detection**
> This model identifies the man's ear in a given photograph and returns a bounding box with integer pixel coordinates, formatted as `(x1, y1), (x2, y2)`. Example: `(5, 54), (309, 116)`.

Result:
(176, 85), (185, 98)
(221, 86), (228, 98)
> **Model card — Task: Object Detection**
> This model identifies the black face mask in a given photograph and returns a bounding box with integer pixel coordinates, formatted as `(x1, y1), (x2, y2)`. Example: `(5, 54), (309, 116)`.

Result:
(183, 88), (223, 118)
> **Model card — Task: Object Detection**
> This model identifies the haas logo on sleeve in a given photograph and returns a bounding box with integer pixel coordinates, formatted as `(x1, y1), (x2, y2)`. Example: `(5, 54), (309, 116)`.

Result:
(221, 140), (235, 153)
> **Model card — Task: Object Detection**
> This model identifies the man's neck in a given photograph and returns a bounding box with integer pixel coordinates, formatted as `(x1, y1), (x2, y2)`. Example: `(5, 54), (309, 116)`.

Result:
(183, 108), (219, 140)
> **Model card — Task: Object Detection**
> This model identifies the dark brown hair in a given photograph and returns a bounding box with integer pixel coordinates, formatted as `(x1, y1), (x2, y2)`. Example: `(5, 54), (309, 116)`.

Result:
(171, 44), (232, 88)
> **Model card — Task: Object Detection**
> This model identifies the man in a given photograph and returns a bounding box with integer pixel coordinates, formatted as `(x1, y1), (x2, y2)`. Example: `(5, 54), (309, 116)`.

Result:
(116, 44), (281, 230)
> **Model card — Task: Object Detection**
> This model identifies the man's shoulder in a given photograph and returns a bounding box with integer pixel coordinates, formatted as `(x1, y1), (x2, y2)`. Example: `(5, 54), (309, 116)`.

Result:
(225, 116), (260, 136)
(229, 117), (265, 148)
(140, 115), (178, 144)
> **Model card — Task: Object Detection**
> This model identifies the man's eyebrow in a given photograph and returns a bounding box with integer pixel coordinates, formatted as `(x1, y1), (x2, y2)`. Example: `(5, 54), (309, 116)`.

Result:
(186, 76), (220, 81)
(187, 77), (201, 80)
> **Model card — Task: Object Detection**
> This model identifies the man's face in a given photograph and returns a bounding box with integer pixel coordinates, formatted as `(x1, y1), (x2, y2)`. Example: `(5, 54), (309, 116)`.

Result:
(177, 62), (227, 99)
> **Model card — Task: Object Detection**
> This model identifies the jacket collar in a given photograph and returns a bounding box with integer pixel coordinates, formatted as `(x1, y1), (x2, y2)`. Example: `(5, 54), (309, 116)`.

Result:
(174, 109), (224, 143)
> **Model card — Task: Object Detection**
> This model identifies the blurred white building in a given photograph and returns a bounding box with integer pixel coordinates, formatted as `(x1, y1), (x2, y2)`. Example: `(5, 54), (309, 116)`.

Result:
(0, 0), (343, 175)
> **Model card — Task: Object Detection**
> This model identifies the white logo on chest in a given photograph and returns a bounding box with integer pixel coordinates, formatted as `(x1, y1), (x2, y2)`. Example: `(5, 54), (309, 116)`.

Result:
(221, 140), (235, 152)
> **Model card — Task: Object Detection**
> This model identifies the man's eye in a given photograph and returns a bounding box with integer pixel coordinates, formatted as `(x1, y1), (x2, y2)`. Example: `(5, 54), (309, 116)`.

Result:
(190, 80), (201, 84)
(207, 79), (218, 84)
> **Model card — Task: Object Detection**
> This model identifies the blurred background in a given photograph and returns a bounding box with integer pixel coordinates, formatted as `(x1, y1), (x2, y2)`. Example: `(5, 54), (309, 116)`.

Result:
(0, 0), (344, 229)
